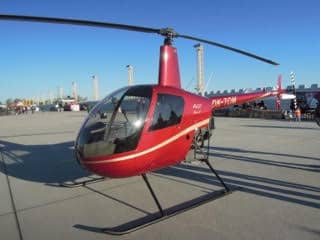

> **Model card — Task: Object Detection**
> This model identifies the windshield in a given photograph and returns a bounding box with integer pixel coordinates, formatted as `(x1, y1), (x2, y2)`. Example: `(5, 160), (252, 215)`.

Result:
(75, 86), (152, 159)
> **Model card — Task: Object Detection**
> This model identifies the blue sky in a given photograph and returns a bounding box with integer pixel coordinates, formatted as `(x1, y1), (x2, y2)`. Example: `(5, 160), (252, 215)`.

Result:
(0, 0), (319, 102)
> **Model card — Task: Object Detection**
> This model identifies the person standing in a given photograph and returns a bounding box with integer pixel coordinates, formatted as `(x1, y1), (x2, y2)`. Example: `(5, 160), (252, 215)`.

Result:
(315, 103), (320, 126)
(295, 107), (301, 122)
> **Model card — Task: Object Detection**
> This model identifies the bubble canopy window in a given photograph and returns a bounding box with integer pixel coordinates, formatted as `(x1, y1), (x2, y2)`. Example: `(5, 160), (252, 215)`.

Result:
(76, 86), (152, 159)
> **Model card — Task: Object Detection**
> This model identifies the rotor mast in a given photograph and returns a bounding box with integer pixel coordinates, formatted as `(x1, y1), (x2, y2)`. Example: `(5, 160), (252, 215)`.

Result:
(158, 31), (181, 88)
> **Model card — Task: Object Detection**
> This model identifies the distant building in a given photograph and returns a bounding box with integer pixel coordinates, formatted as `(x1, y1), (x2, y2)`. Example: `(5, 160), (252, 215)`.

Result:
(205, 83), (320, 112)
(294, 85), (320, 111)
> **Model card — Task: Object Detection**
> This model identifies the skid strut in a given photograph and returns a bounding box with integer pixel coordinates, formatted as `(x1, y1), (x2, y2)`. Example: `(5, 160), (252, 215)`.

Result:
(102, 159), (231, 235)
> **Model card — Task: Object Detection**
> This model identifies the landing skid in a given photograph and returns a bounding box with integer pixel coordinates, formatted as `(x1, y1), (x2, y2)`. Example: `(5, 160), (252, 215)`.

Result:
(102, 173), (232, 235)
(60, 176), (106, 188)
(76, 127), (232, 235)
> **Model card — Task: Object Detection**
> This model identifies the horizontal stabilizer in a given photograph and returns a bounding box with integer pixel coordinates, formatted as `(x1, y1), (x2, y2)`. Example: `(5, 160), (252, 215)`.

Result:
(280, 93), (296, 100)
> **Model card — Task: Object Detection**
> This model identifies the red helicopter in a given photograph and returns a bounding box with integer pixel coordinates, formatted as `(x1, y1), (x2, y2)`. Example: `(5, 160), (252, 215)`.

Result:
(0, 14), (283, 234)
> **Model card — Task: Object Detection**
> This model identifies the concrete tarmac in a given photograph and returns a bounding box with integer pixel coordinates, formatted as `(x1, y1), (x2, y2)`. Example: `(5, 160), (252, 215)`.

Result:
(0, 112), (319, 240)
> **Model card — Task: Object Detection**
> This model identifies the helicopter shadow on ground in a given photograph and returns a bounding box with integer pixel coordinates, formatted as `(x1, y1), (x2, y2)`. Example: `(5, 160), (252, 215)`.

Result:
(153, 147), (320, 209)
(209, 146), (320, 171)
(76, 149), (320, 234)
(63, 144), (320, 233)
(0, 138), (95, 186)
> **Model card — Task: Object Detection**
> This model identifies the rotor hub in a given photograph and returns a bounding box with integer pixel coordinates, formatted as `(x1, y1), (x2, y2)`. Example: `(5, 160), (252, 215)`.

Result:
(159, 28), (178, 45)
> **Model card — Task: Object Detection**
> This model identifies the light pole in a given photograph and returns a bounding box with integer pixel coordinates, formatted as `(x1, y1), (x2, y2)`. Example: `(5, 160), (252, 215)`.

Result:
(72, 81), (78, 102)
(290, 71), (297, 110)
(92, 75), (99, 101)
(194, 43), (204, 96)
(126, 65), (134, 86)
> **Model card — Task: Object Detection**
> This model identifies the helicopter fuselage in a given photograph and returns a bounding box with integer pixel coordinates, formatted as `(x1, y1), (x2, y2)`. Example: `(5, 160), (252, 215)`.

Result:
(75, 85), (211, 178)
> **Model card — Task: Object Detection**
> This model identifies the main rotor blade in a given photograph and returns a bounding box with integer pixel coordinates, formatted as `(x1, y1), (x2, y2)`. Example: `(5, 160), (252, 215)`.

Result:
(178, 34), (279, 65)
(0, 14), (279, 65)
(0, 14), (161, 34)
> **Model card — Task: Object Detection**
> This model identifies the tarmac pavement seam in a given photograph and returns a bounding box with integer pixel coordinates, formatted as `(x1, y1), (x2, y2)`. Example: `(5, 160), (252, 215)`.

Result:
(15, 178), (142, 214)
(0, 148), (24, 240)
(1, 114), (319, 239)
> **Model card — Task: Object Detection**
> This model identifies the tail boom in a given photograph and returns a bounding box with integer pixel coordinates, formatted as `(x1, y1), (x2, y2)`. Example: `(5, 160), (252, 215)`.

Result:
(210, 90), (278, 110)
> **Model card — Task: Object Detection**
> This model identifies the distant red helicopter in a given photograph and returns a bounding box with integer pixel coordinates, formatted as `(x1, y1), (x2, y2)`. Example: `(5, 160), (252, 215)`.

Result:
(0, 14), (284, 234)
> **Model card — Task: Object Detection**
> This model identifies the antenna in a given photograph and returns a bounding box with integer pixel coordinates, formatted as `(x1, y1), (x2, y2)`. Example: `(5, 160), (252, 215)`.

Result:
(204, 72), (214, 94)
(58, 86), (63, 100)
